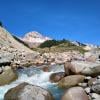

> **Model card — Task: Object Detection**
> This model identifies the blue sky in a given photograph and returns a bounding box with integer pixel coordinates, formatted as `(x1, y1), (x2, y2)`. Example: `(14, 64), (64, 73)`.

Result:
(0, 0), (100, 45)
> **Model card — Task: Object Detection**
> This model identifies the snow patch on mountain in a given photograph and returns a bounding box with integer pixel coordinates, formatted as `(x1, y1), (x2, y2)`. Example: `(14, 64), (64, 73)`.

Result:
(23, 31), (51, 43)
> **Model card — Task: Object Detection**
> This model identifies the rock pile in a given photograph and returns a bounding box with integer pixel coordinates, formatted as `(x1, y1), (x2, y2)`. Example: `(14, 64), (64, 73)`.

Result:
(49, 60), (100, 100)
(0, 66), (18, 86)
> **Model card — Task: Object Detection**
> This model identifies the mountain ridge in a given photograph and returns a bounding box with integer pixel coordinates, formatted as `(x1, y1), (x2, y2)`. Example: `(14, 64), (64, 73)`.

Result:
(22, 31), (51, 48)
(22, 31), (99, 49)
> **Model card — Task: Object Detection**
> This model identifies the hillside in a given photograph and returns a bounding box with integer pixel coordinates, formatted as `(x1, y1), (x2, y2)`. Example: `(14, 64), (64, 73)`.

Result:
(13, 35), (30, 48)
(32, 40), (86, 53)
(0, 26), (33, 53)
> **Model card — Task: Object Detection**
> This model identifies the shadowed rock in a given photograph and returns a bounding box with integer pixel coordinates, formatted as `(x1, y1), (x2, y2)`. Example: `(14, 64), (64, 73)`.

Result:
(0, 66), (18, 86)
(50, 72), (65, 83)
(4, 82), (54, 100)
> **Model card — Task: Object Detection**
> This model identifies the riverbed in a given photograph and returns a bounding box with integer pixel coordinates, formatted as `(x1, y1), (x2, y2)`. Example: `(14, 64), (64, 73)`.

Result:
(0, 65), (65, 100)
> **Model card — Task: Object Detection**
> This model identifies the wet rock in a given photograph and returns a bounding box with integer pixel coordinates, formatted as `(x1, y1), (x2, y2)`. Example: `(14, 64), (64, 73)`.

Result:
(85, 87), (91, 94)
(50, 72), (65, 83)
(0, 66), (18, 86)
(91, 83), (100, 94)
(42, 66), (49, 72)
(4, 82), (54, 100)
(90, 93), (100, 99)
(61, 87), (89, 100)
(58, 75), (85, 88)
(88, 78), (96, 86)
(97, 76), (100, 79)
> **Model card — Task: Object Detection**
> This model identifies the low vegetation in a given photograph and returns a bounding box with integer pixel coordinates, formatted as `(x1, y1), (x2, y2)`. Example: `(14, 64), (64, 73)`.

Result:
(0, 21), (3, 27)
(35, 39), (86, 53)
(13, 36), (86, 54)
(39, 39), (75, 48)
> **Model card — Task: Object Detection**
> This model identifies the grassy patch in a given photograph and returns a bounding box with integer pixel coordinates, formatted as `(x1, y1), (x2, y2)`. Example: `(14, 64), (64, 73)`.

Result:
(33, 39), (86, 54)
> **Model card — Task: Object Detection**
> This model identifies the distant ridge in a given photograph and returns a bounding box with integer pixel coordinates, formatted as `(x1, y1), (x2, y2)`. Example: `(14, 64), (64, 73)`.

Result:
(22, 31), (51, 48)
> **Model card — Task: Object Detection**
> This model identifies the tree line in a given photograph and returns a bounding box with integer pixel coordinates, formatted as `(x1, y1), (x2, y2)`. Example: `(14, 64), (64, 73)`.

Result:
(39, 39), (75, 48)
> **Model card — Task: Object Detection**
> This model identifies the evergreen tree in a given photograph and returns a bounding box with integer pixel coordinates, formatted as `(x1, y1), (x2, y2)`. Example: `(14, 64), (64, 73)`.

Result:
(0, 21), (3, 27)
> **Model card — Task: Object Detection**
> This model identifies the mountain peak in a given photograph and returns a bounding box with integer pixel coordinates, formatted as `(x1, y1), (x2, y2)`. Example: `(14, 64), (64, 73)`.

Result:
(23, 31), (51, 43)
(24, 31), (43, 38)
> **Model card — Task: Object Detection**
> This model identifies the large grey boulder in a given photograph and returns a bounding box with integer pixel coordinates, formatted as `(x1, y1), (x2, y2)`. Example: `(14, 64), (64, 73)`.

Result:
(4, 82), (54, 100)
(58, 75), (85, 88)
(61, 87), (89, 100)
(0, 66), (18, 86)
(64, 61), (100, 76)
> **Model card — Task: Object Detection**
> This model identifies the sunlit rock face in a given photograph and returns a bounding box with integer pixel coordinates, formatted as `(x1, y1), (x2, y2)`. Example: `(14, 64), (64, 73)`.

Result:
(0, 26), (33, 53)
(22, 31), (51, 48)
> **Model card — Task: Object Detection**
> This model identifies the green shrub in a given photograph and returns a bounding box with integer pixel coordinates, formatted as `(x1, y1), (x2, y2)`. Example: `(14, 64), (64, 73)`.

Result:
(0, 21), (3, 27)
(39, 40), (59, 48)
(39, 39), (75, 48)
(39, 39), (86, 53)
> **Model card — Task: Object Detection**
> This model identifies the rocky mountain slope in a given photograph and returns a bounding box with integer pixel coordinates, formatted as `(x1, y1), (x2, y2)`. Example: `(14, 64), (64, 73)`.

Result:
(0, 26), (39, 69)
(0, 27), (33, 53)
(22, 31), (51, 48)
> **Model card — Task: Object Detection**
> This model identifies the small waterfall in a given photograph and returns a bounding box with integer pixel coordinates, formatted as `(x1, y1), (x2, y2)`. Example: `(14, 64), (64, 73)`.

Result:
(0, 65), (65, 100)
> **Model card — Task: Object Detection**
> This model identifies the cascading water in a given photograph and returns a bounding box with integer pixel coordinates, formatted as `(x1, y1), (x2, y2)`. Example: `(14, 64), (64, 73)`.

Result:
(0, 65), (65, 100)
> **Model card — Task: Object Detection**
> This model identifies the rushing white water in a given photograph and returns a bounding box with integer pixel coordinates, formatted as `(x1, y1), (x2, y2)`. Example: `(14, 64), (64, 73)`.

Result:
(0, 65), (65, 100)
